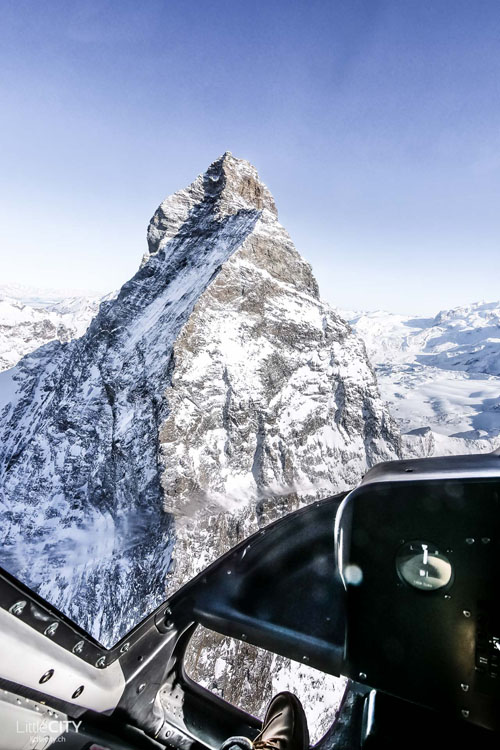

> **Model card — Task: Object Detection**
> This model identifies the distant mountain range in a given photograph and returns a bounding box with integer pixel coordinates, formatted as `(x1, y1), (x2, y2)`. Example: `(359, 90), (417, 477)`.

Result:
(3, 289), (499, 454)
(0, 284), (108, 371)
(344, 304), (500, 454)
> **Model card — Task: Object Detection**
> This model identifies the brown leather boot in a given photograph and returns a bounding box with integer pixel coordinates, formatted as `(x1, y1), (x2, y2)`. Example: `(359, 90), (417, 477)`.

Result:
(252, 692), (309, 750)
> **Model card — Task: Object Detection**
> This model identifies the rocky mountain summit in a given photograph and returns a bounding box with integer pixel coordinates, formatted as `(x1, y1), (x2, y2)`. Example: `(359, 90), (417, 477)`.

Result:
(157, 155), (402, 590)
(0, 153), (402, 735)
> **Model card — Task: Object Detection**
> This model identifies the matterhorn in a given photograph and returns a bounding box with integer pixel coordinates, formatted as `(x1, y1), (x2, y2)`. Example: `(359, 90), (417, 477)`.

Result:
(0, 153), (401, 655)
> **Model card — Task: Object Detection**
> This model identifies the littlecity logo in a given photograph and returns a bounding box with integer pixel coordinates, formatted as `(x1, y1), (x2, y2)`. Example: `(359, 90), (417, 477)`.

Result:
(17, 718), (82, 734)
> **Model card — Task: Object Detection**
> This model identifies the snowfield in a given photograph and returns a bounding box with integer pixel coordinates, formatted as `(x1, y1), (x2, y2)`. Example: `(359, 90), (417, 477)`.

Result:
(344, 303), (500, 453)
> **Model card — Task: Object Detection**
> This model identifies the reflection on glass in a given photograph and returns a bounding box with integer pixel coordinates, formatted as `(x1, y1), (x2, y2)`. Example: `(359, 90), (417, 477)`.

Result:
(396, 541), (452, 591)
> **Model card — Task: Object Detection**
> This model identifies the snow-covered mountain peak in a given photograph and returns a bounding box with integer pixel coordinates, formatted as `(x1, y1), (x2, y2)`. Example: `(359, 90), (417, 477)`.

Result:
(207, 151), (278, 216)
(348, 302), (500, 375)
(146, 153), (278, 259)
(0, 155), (400, 652)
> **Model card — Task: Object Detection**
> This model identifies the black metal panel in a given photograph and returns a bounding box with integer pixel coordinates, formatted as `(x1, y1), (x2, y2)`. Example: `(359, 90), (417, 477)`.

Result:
(359, 690), (499, 750)
(337, 473), (500, 731)
(359, 453), (500, 485)
(191, 495), (346, 676)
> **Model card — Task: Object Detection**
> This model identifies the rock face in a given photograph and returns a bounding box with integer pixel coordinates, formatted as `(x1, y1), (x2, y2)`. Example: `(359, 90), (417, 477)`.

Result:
(157, 157), (402, 591)
(0, 154), (401, 735)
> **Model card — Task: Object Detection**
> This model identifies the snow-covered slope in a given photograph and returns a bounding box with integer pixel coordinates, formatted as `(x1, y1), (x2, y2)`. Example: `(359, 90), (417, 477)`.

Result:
(346, 303), (500, 452)
(0, 284), (104, 372)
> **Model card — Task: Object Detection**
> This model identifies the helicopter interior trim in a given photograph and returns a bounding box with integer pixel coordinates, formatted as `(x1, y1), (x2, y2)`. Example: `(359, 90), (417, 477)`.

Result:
(0, 605), (125, 712)
(0, 452), (499, 749)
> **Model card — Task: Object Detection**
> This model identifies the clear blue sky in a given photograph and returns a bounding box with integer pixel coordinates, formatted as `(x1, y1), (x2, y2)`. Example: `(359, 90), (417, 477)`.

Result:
(1, 0), (500, 314)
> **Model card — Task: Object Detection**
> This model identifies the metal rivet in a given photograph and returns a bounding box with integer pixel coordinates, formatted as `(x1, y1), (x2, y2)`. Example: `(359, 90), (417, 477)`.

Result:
(482, 538), (491, 544)
(461, 683), (469, 692)
(72, 686), (84, 699)
(465, 538), (475, 545)
(461, 709), (470, 718)
(359, 672), (367, 680)
(444, 594), (452, 600)
(137, 655), (144, 662)
(137, 683), (147, 694)
(463, 610), (471, 618)
(44, 622), (58, 637)
(72, 640), (84, 655)
(9, 600), (27, 616)
(120, 642), (130, 654)
(95, 656), (106, 669)
(39, 669), (54, 684)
